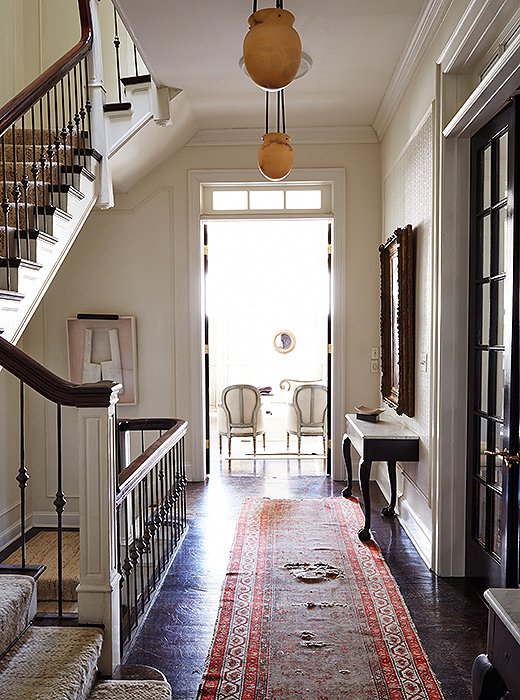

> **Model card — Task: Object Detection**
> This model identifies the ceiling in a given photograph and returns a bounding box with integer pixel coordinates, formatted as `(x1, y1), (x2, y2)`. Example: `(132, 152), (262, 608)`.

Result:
(113, 0), (430, 138)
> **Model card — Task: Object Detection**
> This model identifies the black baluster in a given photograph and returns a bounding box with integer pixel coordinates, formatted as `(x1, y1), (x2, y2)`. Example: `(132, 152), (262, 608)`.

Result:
(122, 500), (133, 644)
(54, 404), (66, 617)
(129, 489), (139, 632)
(1, 134), (12, 288)
(53, 86), (62, 211)
(11, 125), (21, 258)
(133, 45), (139, 77)
(67, 71), (75, 169)
(116, 503), (125, 656)
(39, 98), (48, 233)
(30, 105), (40, 233)
(20, 116), (30, 257)
(78, 62), (87, 168)
(113, 8), (123, 103)
(46, 94), (55, 212)
(17, 381), (29, 567)
(138, 480), (146, 611)
(73, 65), (82, 166)
(60, 79), (69, 191)
(84, 58), (92, 150)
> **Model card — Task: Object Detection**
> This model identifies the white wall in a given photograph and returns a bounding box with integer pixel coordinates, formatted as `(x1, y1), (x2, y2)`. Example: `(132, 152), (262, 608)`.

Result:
(18, 139), (381, 512)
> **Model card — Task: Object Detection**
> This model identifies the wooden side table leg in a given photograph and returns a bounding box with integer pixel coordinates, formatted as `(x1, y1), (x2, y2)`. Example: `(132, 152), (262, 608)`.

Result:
(358, 459), (372, 541)
(381, 460), (397, 516)
(341, 433), (353, 498)
(471, 654), (507, 700)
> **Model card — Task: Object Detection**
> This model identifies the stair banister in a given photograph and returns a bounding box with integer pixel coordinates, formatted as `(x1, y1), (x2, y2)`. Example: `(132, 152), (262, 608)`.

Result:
(0, 334), (123, 673)
(0, 0), (93, 138)
(0, 335), (121, 407)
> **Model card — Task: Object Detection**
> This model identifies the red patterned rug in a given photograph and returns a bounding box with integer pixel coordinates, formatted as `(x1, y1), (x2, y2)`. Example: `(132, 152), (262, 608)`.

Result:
(198, 497), (444, 700)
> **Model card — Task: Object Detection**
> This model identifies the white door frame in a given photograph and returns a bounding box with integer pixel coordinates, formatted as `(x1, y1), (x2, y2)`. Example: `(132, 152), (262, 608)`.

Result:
(187, 168), (346, 482)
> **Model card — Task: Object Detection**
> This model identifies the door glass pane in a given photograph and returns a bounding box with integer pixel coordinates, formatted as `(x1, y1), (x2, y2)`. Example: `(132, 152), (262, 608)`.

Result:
(497, 206), (506, 275)
(482, 215), (491, 278)
(478, 418), (488, 479)
(482, 146), (491, 211)
(495, 351), (504, 420)
(497, 278), (505, 346)
(481, 283), (490, 345)
(477, 483), (487, 545)
(480, 351), (489, 413)
(493, 422), (504, 490)
(499, 132), (508, 201)
(491, 492), (502, 559)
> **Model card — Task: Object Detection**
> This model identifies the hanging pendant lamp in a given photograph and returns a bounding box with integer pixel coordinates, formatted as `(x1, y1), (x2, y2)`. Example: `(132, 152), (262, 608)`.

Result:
(243, 0), (302, 91)
(258, 90), (294, 181)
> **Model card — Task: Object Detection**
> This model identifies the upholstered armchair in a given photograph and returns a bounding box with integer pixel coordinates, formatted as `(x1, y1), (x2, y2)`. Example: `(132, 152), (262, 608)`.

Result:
(217, 384), (266, 458)
(286, 383), (328, 455)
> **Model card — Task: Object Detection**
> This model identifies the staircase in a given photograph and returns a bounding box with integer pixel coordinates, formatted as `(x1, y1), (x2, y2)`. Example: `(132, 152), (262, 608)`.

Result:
(0, 127), (100, 344)
(0, 574), (172, 698)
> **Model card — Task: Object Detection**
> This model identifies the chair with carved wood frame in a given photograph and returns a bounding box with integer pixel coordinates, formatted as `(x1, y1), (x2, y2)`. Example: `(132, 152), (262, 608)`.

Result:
(286, 383), (328, 455)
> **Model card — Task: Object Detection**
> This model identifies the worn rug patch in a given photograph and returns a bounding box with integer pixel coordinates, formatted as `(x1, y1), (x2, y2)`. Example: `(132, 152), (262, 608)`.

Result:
(198, 497), (444, 700)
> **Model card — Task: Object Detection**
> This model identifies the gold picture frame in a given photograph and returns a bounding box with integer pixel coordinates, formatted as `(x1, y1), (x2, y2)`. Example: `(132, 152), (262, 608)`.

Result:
(379, 225), (415, 417)
(273, 330), (296, 354)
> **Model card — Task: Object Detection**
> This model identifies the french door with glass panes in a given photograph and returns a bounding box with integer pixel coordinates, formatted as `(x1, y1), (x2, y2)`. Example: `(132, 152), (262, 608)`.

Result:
(466, 98), (519, 588)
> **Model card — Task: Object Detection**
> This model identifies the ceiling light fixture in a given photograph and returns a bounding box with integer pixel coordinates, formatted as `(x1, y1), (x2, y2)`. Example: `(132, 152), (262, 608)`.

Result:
(243, 0), (302, 91)
(258, 89), (294, 181)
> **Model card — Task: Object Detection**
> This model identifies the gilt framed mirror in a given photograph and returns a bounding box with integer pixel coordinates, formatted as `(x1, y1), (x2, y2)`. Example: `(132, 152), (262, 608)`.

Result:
(379, 224), (415, 417)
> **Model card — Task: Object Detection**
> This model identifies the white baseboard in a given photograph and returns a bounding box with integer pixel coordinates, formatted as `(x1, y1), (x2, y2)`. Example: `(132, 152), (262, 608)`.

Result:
(32, 511), (79, 529)
(376, 475), (432, 569)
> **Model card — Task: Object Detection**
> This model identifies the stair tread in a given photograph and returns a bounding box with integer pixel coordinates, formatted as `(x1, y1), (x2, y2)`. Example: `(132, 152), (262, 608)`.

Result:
(0, 574), (35, 658)
(0, 626), (103, 699)
(89, 680), (172, 699)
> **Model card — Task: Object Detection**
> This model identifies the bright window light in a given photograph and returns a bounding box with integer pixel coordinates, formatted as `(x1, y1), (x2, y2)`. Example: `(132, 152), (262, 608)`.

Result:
(213, 190), (248, 210)
(249, 190), (284, 209)
(286, 189), (322, 209)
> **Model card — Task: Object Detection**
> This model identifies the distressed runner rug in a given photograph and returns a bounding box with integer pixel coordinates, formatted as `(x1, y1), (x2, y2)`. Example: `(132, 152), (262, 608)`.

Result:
(198, 497), (444, 700)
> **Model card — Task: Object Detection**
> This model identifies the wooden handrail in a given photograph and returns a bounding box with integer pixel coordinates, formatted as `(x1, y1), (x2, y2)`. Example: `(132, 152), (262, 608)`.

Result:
(117, 419), (188, 502)
(0, 335), (120, 407)
(0, 0), (93, 138)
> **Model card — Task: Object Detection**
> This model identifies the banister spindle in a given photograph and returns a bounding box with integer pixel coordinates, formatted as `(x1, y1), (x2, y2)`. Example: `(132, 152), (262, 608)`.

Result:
(84, 58), (92, 150)
(113, 8), (123, 103)
(10, 124), (21, 259)
(30, 105), (40, 233)
(20, 115), (30, 254)
(78, 61), (87, 168)
(53, 86), (62, 211)
(1, 134), (11, 286)
(54, 404), (66, 617)
(60, 79), (69, 187)
(39, 98), (48, 233)
(46, 94), (55, 212)
(17, 381), (29, 567)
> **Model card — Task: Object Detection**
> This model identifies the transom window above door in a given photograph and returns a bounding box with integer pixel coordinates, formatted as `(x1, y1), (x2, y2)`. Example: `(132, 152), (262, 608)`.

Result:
(202, 184), (331, 216)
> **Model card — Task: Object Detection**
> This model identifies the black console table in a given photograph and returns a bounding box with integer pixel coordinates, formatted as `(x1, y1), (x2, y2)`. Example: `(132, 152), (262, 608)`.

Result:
(342, 413), (419, 541)
(472, 589), (520, 700)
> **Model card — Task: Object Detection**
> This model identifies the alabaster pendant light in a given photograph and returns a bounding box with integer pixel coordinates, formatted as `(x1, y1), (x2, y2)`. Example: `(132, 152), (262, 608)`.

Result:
(258, 90), (294, 181)
(243, 0), (302, 91)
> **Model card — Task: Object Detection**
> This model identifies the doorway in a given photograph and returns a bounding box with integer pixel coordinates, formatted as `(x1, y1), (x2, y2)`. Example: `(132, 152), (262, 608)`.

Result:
(466, 97), (519, 588)
(204, 218), (331, 474)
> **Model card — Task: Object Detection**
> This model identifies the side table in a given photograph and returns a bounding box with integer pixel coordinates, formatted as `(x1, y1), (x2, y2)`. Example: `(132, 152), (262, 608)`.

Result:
(342, 413), (419, 541)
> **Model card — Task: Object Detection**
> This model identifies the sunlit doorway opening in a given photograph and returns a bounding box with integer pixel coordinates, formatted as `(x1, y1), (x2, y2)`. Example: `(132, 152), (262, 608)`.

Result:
(205, 218), (330, 475)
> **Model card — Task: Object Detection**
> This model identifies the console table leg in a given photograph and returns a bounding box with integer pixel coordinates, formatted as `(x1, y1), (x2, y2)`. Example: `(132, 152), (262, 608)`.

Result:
(471, 654), (507, 700)
(341, 433), (353, 498)
(381, 460), (397, 516)
(358, 459), (372, 541)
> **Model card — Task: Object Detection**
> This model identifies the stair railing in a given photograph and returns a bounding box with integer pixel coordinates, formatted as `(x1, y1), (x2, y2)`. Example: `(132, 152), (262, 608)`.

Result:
(0, 0), (93, 294)
(116, 418), (188, 654)
(0, 333), (121, 621)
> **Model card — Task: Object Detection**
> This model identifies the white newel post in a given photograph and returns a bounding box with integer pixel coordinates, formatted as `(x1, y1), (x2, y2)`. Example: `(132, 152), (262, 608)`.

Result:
(77, 401), (121, 674)
(88, 0), (114, 210)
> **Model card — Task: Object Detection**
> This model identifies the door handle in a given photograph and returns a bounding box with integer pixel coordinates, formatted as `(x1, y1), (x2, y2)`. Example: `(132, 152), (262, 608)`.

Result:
(484, 448), (520, 467)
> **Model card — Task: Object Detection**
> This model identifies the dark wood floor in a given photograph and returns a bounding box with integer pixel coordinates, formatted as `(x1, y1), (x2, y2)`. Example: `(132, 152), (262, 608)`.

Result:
(123, 458), (488, 700)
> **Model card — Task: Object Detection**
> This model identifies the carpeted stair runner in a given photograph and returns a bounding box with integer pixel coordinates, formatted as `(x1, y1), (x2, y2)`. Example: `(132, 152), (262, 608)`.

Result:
(3, 530), (80, 605)
(0, 626), (103, 700)
(0, 575), (35, 655)
(89, 680), (172, 699)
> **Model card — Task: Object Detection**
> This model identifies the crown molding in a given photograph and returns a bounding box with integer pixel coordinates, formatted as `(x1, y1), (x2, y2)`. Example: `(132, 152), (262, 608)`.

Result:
(186, 125), (378, 147)
(373, 0), (452, 140)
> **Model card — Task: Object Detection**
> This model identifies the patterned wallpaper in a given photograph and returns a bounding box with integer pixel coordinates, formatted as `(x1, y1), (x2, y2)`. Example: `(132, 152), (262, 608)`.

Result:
(383, 107), (433, 503)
